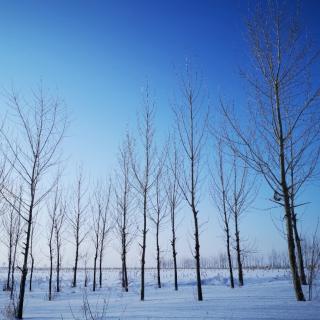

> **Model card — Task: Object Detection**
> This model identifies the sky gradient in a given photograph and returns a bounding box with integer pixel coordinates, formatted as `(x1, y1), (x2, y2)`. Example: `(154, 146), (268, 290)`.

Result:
(0, 0), (320, 267)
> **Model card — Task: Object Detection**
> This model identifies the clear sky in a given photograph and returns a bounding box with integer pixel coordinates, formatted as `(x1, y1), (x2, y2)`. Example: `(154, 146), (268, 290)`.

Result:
(0, 0), (319, 267)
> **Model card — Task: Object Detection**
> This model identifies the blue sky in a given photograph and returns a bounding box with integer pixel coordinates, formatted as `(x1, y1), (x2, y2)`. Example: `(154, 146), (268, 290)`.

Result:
(0, 1), (319, 267)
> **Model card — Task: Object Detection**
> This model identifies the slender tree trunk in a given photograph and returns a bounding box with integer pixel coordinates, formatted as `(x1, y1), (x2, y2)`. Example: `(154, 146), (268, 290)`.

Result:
(226, 228), (234, 288)
(171, 210), (178, 291)
(49, 251), (53, 300)
(99, 250), (103, 288)
(122, 257), (125, 289)
(56, 246), (61, 292)
(283, 188), (305, 300)
(291, 201), (307, 285)
(234, 216), (243, 286)
(10, 264), (15, 300)
(56, 253), (60, 292)
(124, 256), (128, 291)
(48, 218), (55, 301)
(72, 242), (79, 287)
(156, 221), (161, 288)
(289, 141), (307, 286)
(10, 244), (17, 299)
(93, 251), (98, 291)
(122, 226), (128, 292)
(29, 254), (34, 292)
(293, 217), (307, 285)
(193, 205), (203, 301)
(84, 260), (88, 288)
(6, 248), (12, 291)
(140, 190), (147, 301)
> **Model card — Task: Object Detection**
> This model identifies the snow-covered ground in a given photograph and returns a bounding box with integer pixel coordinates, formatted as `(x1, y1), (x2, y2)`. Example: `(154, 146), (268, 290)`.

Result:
(0, 268), (319, 319)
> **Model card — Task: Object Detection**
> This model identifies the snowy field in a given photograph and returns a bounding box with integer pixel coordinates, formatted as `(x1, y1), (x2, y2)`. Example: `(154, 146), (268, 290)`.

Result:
(0, 268), (319, 320)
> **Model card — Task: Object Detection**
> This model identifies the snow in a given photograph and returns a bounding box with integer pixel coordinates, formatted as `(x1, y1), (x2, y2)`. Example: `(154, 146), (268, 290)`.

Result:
(0, 268), (319, 319)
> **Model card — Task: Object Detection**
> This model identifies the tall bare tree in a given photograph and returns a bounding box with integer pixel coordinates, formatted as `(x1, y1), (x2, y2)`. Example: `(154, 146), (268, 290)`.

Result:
(54, 197), (66, 293)
(130, 87), (157, 301)
(221, 1), (320, 300)
(211, 140), (234, 289)
(165, 140), (182, 291)
(114, 134), (136, 292)
(91, 181), (111, 291)
(0, 86), (66, 318)
(173, 64), (208, 301)
(69, 171), (89, 288)
(98, 181), (112, 289)
(47, 185), (61, 300)
(92, 187), (102, 292)
(149, 162), (168, 289)
(228, 150), (255, 287)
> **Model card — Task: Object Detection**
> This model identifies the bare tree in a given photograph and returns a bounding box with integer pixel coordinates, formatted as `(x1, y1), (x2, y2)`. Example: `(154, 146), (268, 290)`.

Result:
(91, 181), (111, 292)
(228, 150), (255, 287)
(165, 140), (182, 291)
(173, 64), (208, 301)
(220, 1), (320, 300)
(54, 197), (66, 293)
(114, 133), (136, 292)
(130, 86), (157, 301)
(149, 162), (168, 289)
(0, 86), (66, 318)
(47, 185), (61, 300)
(91, 185), (103, 292)
(69, 171), (89, 288)
(211, 140), (234, 288)
(98, 181), (112, 289)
